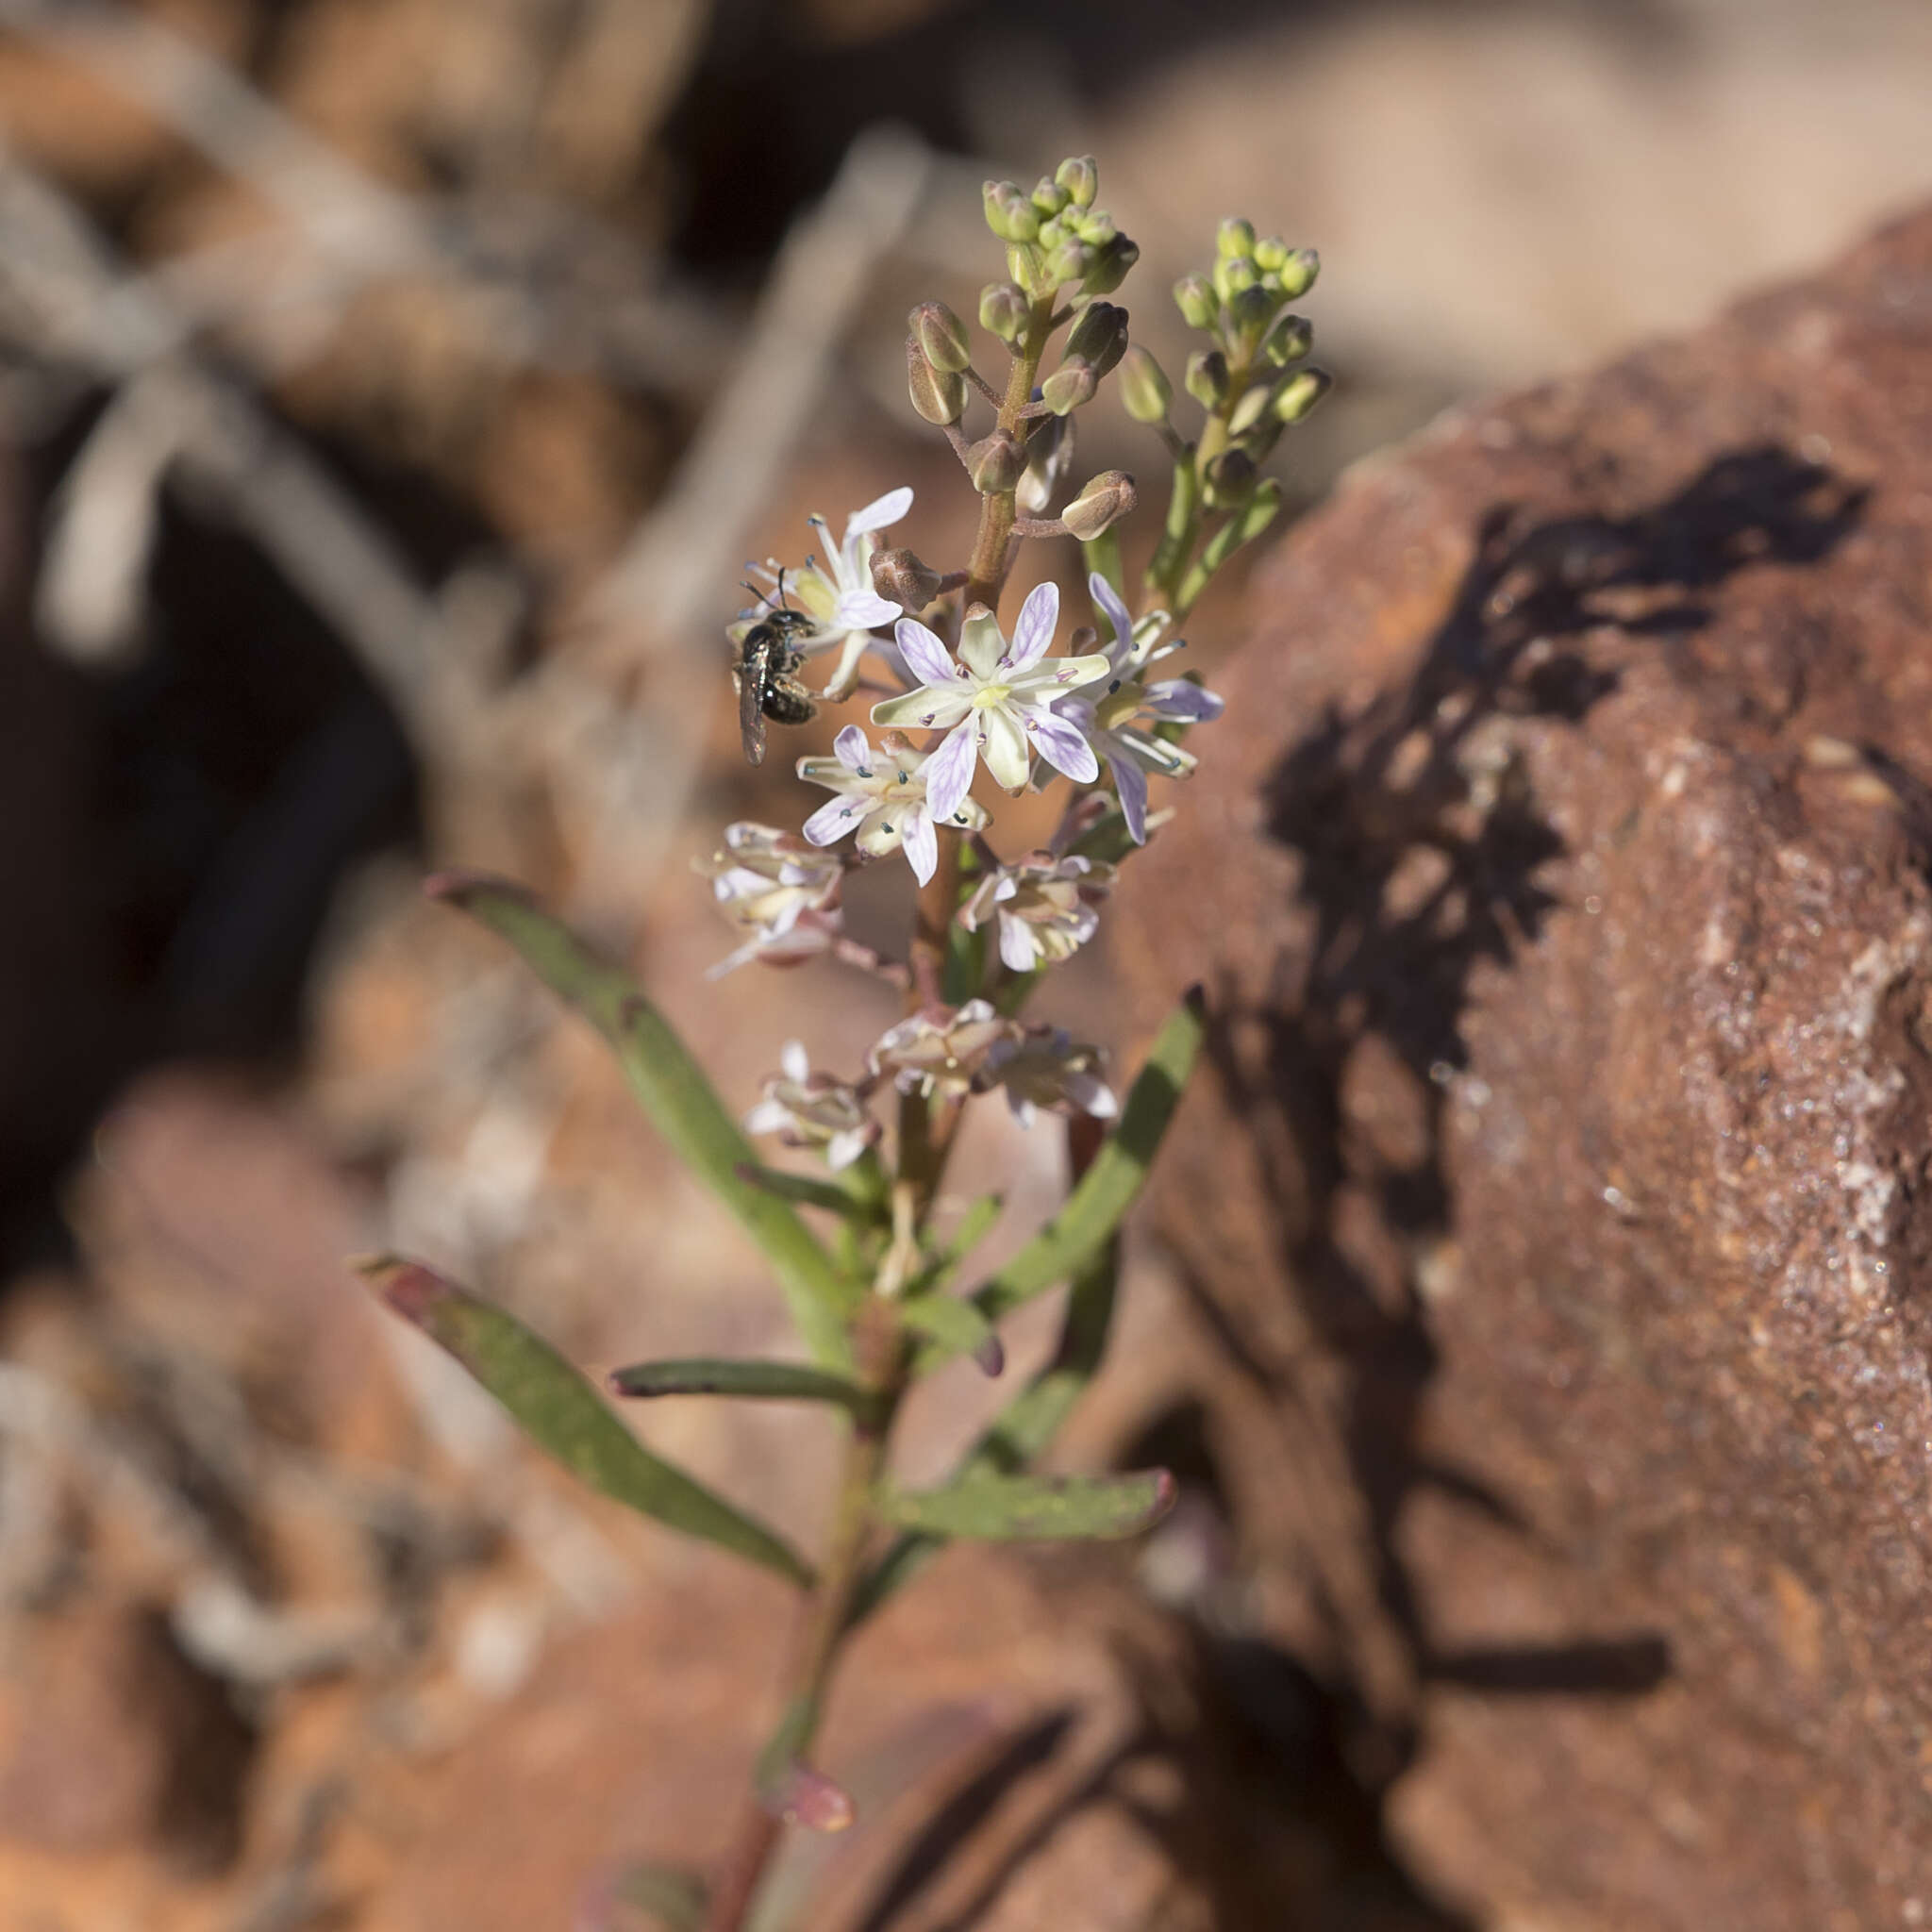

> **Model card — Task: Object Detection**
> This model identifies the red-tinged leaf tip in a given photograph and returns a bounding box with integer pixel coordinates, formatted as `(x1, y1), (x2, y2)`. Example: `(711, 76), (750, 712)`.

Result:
(1182, 981), (1208, 1018)
(422, 867), (533, 906)
(348, 1253), (451, 1324)
(770, 1762), (856, 1834)
(1149, 1468), (1179, 1524)
(973, 1332), (1007, 1378)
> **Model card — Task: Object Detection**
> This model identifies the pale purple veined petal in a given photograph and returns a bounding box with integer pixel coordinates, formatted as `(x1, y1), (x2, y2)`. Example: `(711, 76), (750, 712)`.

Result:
(958, 608), (1006, 680)
(921, 718), (979, 824)
(1087, 571), (1135, 671)
(843, 486), (913, 542)
(979, 705), (1033, 792)
(1142, 678), (1224, 723)
(835, 587), (902, 630)
(1105, 741), (1149, 843)
(1007, 579), (1059, 671)
(899, 802), (938, 886)
(872, 686), (973, 730)
(894, 618), (964, 691)
(833, 724), (872, 772)
(1007, 649), (1114, 698)
(1023, 707), (1100, 784)
(780, 1040), (810, 1083)
(802, 793), (868, 845)
(998, 911), (1041, 974)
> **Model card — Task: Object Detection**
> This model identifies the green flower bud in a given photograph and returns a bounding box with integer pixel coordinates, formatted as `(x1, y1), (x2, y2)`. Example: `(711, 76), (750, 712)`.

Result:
(871, 547), (941, 610)
(1212, 254), (1259, 303)
(1042, 237), (1095, 288)
(1071, 207), (1116, 246)
(1173, 273), (1218, 331)
(1203, 448), (1257, 509)
(909, 299), (972, 375)
(1056, 156), (1099, 208)
(1254, 234), (1288, 273)
(1235, 476), (1283, 544)
(908, 335), (967, 425)
(1066, 300), (1129, 377)
(1041, 357), (1097, 416)
(1216, 216), (1257, 259)
(1118, 344), (1173, 423)
(1262, 311), (1314, 367)
(1226, 381), (1273, 437)
(1273, 365), (1333, 424)
(1275, 247), (1320, 299)
(1032, 176), (1070, 216)
(966, 428), (1026, 494)
(1061, 469), (1138, 541)
(1080, 235), (1138, 296)
(1226, 283), (1274, 350)
(1184, 347), (1229, 409)
(979, 281), (1029, 343)
(983, 180), (1040, 243)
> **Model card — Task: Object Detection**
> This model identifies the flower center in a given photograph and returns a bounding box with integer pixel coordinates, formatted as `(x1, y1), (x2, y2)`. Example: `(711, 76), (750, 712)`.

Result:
(972, 683), (1013, 709)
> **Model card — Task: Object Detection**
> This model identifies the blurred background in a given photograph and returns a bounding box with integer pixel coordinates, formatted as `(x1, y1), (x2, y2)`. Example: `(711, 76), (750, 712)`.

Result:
(0, 0), (1928, 1925)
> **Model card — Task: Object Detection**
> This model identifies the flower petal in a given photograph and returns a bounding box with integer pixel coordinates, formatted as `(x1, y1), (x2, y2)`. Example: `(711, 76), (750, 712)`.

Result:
(872, 687), (972, 730)
(1143, 678), (1224, 722)
(894, 618), (963, 691)
(803, 793), (868, 845)
(980, 705), (1033, 792)
(998, 911), (1041, 974)
(1087, 571), (1135, 669)
(899, 803), (938, 886)
(1008, 649), (1114, 697)
(825, 1127), (869, 1171)
(835, 588), (901, 630)
(780, 1040), (810, 1083)
(1107, 743), (1149, 843)
(1023, 707), (1100, 784)
(843, 486), (913, 541)
(1008, 579), (1060, 671)
(922, 719), (979, 824)
(832, 724), (873, 772)
(854, 816), (904, 858)
(958, 608), (1006, 681)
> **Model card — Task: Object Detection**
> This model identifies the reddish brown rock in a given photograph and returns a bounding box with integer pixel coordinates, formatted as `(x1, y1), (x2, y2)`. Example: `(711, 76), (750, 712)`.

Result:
(1118, 205), (1932, 1927)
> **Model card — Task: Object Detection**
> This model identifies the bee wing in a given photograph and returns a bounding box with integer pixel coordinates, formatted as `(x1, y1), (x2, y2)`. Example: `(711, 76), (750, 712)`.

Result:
(735, 656), (768, 765)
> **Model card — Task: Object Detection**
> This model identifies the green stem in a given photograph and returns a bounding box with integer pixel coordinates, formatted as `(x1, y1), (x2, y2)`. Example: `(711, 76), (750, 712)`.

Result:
(963, 300), (1058, 611)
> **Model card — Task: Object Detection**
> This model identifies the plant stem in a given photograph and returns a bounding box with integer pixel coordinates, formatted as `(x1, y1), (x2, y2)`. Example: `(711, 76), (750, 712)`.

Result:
(963, 298), (1058, 610)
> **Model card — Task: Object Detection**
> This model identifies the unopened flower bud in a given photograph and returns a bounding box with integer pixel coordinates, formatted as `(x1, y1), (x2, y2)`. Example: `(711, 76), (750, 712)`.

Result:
(1061, 469), (1137, 541)
(1032, 175), (1070, 215)
(983, 180), (1040, 243)
(1212, 254), (1259, 303)
(1080, 234), (1138, 296)
(1226, 283), (1274, 349)
(1184, 347), (1229, 409)
(979, 280), (1029, 342)
(1066, 300), (1128, 377)
(908, 335), (966, 425)
(1042, 237), (1095, 288)
(1041, 358), (1097, 416)
(1273, 365), (1333, 424)
(1173, 273), (1218, 330)
(1217, 216), (1257, 259)
(1118, 344), (1172, 423)
(1226, 382), (1273, 437)
(966, 428), (1025, 494)
(1262, 311), (1314, 367)
(1254, 234), (1288, 272)
(1235, 476), (1283, 544)
(1072, 207), (1116, 246)
(1275, 247), (1320, 299)
(910, 299), (972, 374)
(1203, 448), (1257, 508)
(871, 547), (941, 610)
(1056, 156), (1098, 208)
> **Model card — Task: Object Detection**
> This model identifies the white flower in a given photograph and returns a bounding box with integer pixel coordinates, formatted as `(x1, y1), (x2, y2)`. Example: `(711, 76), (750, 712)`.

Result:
(870, 581), (1112, 824)
(958, 851), (1115, 974)
(693, 823), (844, 977)
(743, 1041), (878, 1171)
(979, 1027), (1117, 1128)
(1054, 572), (1224, 843)
(866, 1000), (1021, 1105)
(796, 726), (989, 888)
(740, 488), (911, 700)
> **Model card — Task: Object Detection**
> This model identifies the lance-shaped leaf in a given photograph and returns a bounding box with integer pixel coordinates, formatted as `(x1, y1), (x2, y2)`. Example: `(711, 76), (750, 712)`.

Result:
(735, 1161), (888, 1225)
(897, 1291), (1004, 1377)
(901, 988), (1201, 1374)
(358, 1257), (812, 1587)
(425, 874), (856, 1370)
(881, 1467), (1174, 1541)
(610, 1357), (882, 1424)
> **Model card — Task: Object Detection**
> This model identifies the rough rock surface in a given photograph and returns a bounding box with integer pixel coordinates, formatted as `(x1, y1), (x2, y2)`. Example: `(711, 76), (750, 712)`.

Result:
(1117, 204), (1932, 1928)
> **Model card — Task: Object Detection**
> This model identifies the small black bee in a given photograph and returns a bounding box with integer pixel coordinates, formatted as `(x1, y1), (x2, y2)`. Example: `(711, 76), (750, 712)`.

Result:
(732, 574), (818, 766)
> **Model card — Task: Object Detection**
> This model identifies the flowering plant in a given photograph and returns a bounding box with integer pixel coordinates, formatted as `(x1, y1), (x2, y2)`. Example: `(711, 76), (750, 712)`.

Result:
(357, 159), (1325, 1932)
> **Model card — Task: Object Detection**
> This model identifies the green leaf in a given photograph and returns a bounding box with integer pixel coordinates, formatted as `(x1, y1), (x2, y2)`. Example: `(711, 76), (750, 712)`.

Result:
(610, 1357), (881, 1423)
(881, 1466), (1174, 1541)
(941, 986), (1204, 1356)
(425, 874), (856, 1370)
(735, 1162), (888, 1224)
(357, 1256), (813, 1587)
(898, 1292), (1004, 1377)
(614, 1864), (708, 1931)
